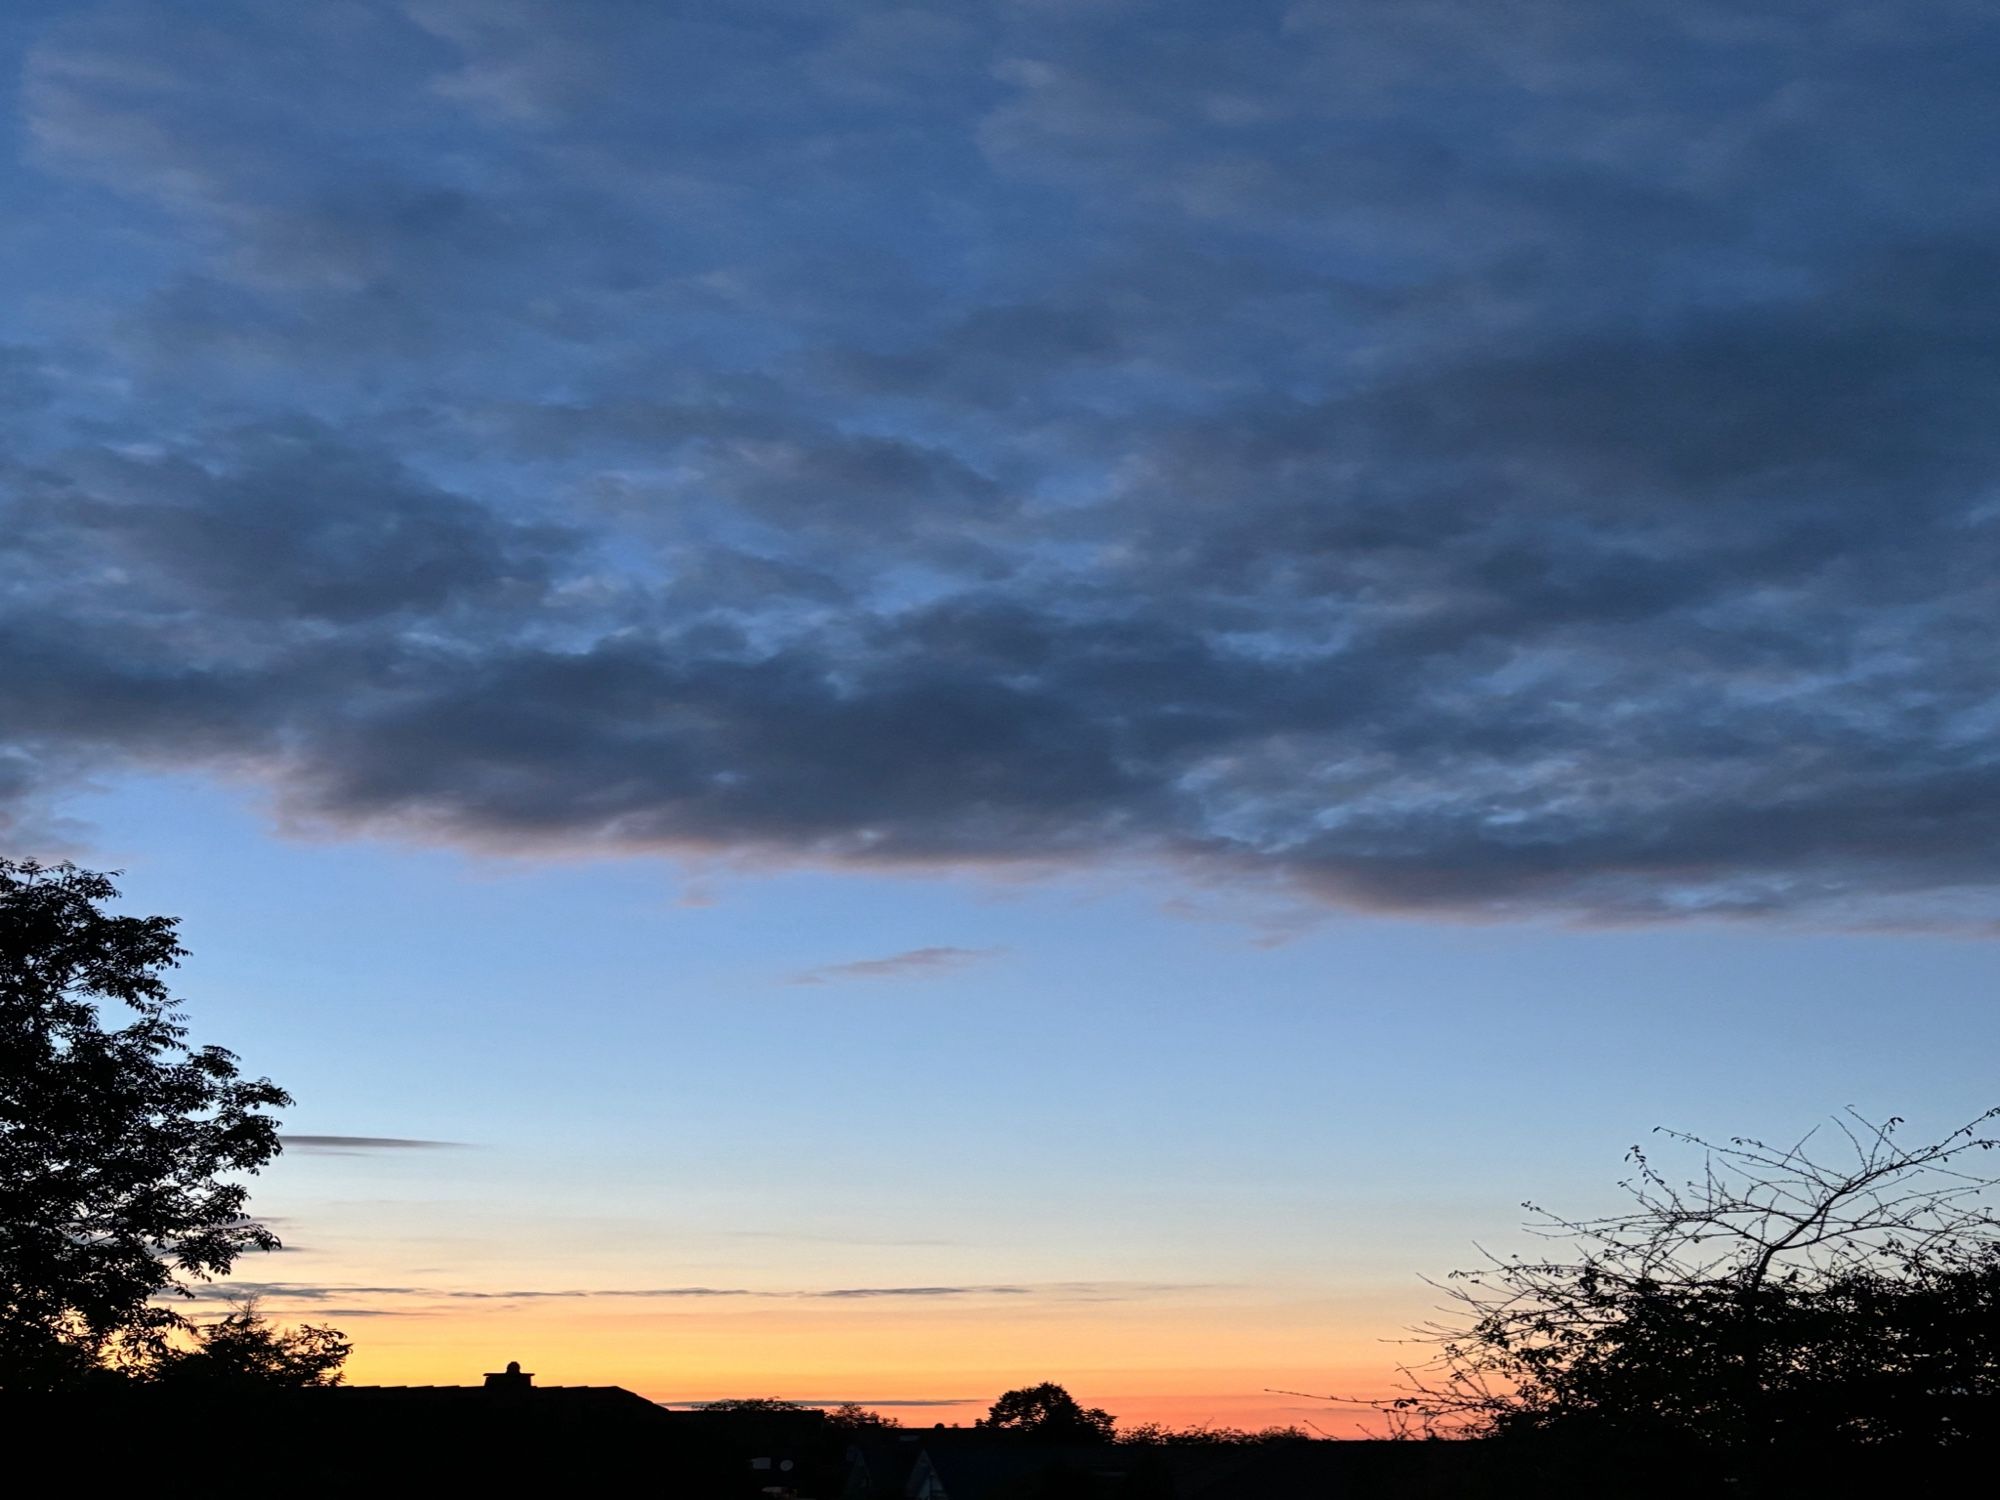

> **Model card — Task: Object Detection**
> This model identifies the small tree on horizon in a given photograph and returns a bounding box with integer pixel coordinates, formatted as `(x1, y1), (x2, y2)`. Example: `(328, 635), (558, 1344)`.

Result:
(0, 859), (296, 1388)
(1120, 1420), (1313, 1445)
(978, 1381), (1117, 1442)
(142, 1300), (350, 1389)
(827, 1400), (903, 1433)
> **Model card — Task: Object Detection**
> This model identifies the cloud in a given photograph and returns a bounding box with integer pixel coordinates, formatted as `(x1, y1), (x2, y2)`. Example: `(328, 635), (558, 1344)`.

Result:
(3, 3), (2000, 926)
(789, 946), (1005, 986)
(445, 1283), (1042, 1301)
(724, 1230), (958, 1246)
(280, 1135), (466, 1153)
(810, 1285), (1031, 1300)
(184, 1282), (439, 1303)
(194, 1280), (1185, 1305)
(11, 421), (570, 623)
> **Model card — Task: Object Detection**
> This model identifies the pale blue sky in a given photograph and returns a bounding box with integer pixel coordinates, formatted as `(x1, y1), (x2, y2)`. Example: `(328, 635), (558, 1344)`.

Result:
(92, 772), (1999, 1314)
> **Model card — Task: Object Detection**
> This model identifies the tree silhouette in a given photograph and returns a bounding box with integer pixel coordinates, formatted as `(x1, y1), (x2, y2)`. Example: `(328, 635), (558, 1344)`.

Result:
(142, 1301), (349, 1389)
(826, 1400), (902, 1434)
(0, 860), (291, 1389)
(1120, 1421), (1311, 1445)
(978, 1382), (1117, 1442)
(1354, 1109), (2000, 1449)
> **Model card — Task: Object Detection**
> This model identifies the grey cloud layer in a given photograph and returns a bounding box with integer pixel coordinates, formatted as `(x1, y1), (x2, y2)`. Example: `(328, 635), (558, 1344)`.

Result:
(3, 2), (1998, 923)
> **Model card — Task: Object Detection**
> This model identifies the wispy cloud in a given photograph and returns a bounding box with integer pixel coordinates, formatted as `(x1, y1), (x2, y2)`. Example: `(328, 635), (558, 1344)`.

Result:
(447, 1283), (1040, 1301)
(723, 1230), (957, 1247)
(280, 1135), (467, 1153)
(184, 1288), (438, 1312)
(809, 1284), (1031, 1299)
(193, 1279), (1194, 1308)
(447, 1287), (760, 1301)
(789, 946), (1004, 986)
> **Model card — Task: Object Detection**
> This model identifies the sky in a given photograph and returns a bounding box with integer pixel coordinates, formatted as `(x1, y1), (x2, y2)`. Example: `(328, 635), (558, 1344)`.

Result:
(3, 0), (1998, 1432)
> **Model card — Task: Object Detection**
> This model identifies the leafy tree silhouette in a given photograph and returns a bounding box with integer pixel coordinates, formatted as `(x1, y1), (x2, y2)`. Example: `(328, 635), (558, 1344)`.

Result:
(142, 1300), (349, 1389)
(827, 1400), (902, 1433)
(1120, 1421), (1311, 1445)
(977, 1381), (1117, 1442)
(0, 860), (293, 1389)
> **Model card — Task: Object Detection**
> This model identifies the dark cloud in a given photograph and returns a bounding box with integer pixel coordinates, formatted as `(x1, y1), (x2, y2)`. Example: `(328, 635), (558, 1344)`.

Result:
(3, 3), (1999, 925)
(12, 422), (570, 624)
(280, 1135), (466, 1153)
(185, 1282), (441, 1302)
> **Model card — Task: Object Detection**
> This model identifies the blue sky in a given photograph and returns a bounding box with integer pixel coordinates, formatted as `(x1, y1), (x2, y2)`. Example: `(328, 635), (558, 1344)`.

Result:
(5, 0), (2000, 1420)
(85, 771), (2000, 1414)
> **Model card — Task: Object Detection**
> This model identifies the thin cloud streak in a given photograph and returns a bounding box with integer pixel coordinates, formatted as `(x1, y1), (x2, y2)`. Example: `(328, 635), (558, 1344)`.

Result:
(280, 1135), (467, 1153)
(788, 946), (1005, 986)
(721, 1230), (957, 1246)
(197, 1280), (1198, 1306)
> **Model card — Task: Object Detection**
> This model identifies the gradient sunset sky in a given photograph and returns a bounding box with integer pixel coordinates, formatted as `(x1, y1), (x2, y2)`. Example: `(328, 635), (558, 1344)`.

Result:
(5, 1), (1999, 1432)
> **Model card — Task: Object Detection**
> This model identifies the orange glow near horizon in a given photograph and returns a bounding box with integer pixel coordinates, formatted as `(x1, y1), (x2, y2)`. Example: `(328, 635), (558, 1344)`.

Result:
(284, 1292), (1413, 1437)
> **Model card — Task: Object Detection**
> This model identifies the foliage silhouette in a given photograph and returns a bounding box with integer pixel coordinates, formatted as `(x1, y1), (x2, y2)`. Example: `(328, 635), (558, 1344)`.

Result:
(141, 1300), (349, 1389)
(0, 860), (291, 1389)
(977, 1381), (1117, 1442)
(1119, 1420), (1312, 1445)
(1349, 1108), (2000, 1450)
(826, 1400), (903, 1433)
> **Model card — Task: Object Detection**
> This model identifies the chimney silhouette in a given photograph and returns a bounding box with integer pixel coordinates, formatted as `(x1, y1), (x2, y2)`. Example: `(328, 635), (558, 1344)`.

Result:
(484, 1360), (534, 1395)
